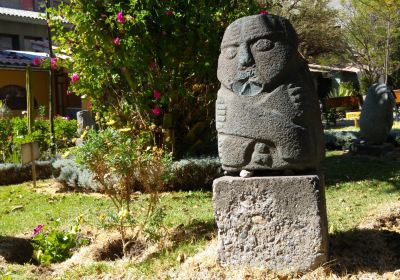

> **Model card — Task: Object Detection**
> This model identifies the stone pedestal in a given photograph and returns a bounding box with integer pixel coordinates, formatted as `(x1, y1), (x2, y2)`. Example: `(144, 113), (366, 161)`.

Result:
(213, 175), (328, 273)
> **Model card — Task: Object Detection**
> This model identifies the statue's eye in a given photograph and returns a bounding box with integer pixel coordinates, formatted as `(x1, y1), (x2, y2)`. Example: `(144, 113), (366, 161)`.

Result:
(224, 47), (237, 59)
(253, 39), (274, 52)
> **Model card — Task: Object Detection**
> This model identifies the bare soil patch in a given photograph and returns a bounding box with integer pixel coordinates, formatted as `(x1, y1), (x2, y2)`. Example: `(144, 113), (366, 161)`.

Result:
(0, 236), (34, 264)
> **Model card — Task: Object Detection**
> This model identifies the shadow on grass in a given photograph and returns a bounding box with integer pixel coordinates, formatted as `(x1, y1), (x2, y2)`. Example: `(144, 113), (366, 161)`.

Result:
(169, 219), (217, 244)
(330, 229), (400, 274)
(322, 149), (400, 190)
(0, 236), (34, 264)
(139, 219), (217, 267)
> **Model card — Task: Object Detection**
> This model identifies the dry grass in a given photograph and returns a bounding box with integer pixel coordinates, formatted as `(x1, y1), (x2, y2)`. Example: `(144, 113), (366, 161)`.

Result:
(163, 204), (400, 280)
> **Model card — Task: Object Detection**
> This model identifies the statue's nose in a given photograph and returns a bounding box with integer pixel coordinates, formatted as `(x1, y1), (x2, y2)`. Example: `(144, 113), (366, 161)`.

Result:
(238, 43), (254, 68)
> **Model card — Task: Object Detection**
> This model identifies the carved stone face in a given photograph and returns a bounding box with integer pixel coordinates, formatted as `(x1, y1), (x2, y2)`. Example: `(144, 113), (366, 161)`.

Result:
(217, 15), (296, 96)
(216, 14), (325, 173)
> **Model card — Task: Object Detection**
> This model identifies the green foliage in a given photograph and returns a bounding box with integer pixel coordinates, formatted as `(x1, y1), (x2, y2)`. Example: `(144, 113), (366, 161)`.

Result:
(52, 158), (99, 191)
(324, 130), (359, 150)
(31, 218), (89, 264)
(0, 116), (12, 162)
(0, 116), (77, 163)
(328, 82), (356, 98)
(166, 156), (222, 191)
(74, 128), (172, 256)
(0, 161), (53, 186)
(49, 0), (271, 157)
(341, 0), (400, 85)
(272, 0), (345, 62)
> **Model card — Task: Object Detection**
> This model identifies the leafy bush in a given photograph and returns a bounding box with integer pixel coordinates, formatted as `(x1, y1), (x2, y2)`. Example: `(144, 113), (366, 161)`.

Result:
(0, 116), (78, 163)
(0, 161), (53, 186)
(74, 128), (172, 256)
(328, 82), (357, 98)
(324, 130), (359, 150)
(166, 156), (222, 191)
(49, 0), (270, 157)
(31, 218), (89, 264)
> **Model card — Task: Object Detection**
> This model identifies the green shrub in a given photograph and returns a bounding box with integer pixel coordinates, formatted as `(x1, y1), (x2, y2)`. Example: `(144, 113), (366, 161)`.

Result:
(0, 161), (53, 186)
(328, 82), (357, 98)
(74, 128), (172, 256)
(52, 158), (99, 191)
(166, 156), (222, 191)
(324, 130), (359, 150)
(49, 0), (271, 157)
(0, 116), (78, 163)
(0, 118), (12, 162)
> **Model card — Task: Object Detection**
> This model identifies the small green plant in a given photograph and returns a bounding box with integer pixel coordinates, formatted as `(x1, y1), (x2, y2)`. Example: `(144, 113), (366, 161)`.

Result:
(74, 128), (172, 256)
(328, 82), (357, 98)
(0, 100), (10, 118)
(31, 217), (89, 264)
(0, 116), (77, 163)
(38, 105), (46, 119)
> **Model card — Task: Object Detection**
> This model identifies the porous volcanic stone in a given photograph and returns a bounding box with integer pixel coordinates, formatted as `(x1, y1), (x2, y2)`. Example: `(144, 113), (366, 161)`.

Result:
(360, 83), (395, 144)
(213, 175), (328, 273)
(216, 14), (324, 172)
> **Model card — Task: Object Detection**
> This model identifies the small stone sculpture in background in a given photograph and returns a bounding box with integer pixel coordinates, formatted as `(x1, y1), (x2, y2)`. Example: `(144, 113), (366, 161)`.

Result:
(76, 110), (95, 146)
(359, 83), (395, 144)
(216, 14), (324, 174)
(76, 110), (95, 136)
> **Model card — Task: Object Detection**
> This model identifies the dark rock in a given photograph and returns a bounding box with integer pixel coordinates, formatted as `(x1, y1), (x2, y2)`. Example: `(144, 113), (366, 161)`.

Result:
(359, 84), (395, 144)
(213, 175), (328, 272)
(216, 14), (324, 172)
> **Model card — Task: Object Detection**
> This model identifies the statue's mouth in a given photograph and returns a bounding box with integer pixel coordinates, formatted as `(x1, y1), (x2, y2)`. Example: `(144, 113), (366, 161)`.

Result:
(230, 70), (263, 96)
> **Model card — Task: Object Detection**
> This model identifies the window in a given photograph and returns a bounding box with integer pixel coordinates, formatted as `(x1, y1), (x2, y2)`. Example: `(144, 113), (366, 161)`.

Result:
(0, 1), (21, 9)
(0, 34), (19, 50)
(24, 36), (42, 51)
(0, 0), (34, 10)
(0, 85), (38, 110)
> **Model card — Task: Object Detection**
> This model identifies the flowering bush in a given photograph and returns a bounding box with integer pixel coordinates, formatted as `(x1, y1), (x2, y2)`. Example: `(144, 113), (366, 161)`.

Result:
(49, 0), (271, 157)
(31, 218), (89, 264)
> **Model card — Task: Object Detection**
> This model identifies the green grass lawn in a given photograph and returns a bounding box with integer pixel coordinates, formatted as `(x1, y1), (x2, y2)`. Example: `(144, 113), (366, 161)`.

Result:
(1, 150), (400, 279)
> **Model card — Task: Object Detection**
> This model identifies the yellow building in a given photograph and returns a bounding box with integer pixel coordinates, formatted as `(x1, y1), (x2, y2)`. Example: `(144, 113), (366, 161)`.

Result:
(0, 51), (81, 118)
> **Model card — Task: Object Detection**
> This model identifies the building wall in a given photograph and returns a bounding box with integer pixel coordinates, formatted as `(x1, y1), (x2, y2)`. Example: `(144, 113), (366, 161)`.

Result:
(0, 20), (47, 51)
(0, 68), (49, 108)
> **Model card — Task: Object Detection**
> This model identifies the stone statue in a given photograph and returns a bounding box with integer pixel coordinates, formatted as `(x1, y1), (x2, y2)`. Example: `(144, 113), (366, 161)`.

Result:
(76, 110), (95, 136)
(216, 14), (324, 173)
(359, 83), (394, 144)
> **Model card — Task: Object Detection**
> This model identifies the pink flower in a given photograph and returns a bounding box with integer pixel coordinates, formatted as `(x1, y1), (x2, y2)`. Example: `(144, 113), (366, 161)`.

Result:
(153, 90), (161, 100)
(113, 37), (121, 45)
(149, 61), (157, 71)
(62, 116), (70, 120)
(151, 106), (161, 116)
(71, 73), (79, 83)
(67, 91), (72, 96)
(50, 57), (58, 70)
(33, 224), (44, 237)
(259, 10), (268, 15)
(117, 11), (125, 24)
(165, 10), (173, 17)
(32, 57), (41, 66)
